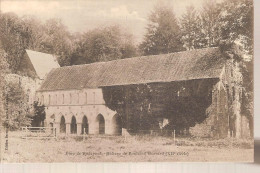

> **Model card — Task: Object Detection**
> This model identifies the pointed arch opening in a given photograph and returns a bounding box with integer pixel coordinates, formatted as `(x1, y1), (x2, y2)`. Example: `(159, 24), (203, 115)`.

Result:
(60, 116), (66, 133)
(71, 116), (77, 134)
(82, 116), (89, 134)
(96, 114), (105, 134)
(112, 114), (122, 135)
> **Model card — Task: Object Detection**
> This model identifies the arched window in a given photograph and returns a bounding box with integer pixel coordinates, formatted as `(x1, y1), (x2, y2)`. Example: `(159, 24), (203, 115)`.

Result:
(111, 114), (122, 135)
(82, 116), (89, 134)
(70, 93), (72, 104)
(71, 116), (77, 134)
(85, 93), (88, 104)
(93, 92), (96, 104)
(96, 114), (105, 134)
(55, 94), (58, 105)
(62, 94), (65, 104)
(60, 116), (66, 133)
(49, 95), (51, 105)
(41, 95), (44, 105)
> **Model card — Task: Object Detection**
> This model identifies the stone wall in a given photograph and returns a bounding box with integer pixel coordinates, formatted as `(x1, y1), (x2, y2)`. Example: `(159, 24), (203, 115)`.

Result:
(189, 82), (226, 138)
(36, 88), (121, 135)
(190, 58), (250, 139)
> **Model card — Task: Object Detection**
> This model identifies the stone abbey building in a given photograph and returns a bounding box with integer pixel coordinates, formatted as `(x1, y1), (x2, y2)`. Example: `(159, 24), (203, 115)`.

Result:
(34, 47), (251, 138)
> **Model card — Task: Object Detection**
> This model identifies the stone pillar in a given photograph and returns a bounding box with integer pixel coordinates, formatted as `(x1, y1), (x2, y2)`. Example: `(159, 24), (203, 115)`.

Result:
(106, 119), (111, 135)
(88, 120), (96, 134)
(93, 121), (99, 135)
(66, 123), (71, 135)
(233, 86), (241, 138)
(77, 123), (82, 135)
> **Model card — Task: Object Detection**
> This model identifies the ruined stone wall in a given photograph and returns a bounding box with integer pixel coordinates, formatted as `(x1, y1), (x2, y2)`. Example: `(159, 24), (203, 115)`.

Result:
(189, 113), (215, 138)
(190, 58), (250, 139)
(189, 81), (229, 138)
(223, 58), (248, 138)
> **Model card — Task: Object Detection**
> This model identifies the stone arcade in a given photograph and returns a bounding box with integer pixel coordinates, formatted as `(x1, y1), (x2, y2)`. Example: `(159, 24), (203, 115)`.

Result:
(35, 47), (251, 138)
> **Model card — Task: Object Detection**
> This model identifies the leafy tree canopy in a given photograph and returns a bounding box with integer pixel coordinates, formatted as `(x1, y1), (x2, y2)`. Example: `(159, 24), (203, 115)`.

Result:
(2, 81), (31, 130)
(31, 101), (46, 127)
(71, 25), (137, 65)
(139, 3), (184, 55)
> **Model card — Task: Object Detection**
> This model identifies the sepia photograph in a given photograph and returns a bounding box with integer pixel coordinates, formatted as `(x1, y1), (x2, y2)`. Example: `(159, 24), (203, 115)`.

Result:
(0, 0), (254, 163)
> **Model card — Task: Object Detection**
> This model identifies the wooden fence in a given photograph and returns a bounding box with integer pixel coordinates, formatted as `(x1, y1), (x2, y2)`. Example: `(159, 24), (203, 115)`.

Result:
(21, 127), (57, 139)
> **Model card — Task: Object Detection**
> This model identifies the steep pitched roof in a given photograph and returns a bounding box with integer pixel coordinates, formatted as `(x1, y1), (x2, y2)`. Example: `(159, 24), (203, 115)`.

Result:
(38, 47), (226, 91)
(26, 50), (60, 79)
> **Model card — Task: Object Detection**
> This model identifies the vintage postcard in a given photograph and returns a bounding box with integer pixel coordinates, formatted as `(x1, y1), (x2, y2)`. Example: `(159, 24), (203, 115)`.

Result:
(0, 0), (254, 162)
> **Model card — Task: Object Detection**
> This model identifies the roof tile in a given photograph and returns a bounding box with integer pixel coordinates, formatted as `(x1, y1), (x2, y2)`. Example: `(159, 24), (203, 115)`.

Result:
(38, 47), (225, 91)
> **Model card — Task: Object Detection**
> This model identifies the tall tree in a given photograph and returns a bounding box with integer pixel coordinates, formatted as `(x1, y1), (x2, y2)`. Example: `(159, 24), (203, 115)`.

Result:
(120, 31), (138, 59)
(200, 0), (222, 47)
(0, 40), (9, 125)
(217, 0), (253, 136)
(139, 4), (184, 55)
(42, 19), (74, 66)
(218, 0), (253, 54)
(102, 80), (215, 133)
(2, 81), (32, 130)
(0, 13), (31, 72)
(31, 101), (46, 127)
(22, 16), (46, 52)
(71, 25), (137, 65)
(180, 5), (204, 50)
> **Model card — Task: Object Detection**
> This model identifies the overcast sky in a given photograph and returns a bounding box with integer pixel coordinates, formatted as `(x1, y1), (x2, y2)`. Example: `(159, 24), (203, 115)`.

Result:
(1, 0), (209, 43)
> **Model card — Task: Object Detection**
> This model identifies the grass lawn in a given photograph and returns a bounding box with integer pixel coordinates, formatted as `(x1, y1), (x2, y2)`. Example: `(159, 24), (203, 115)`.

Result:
(0, 131), (254, 162)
